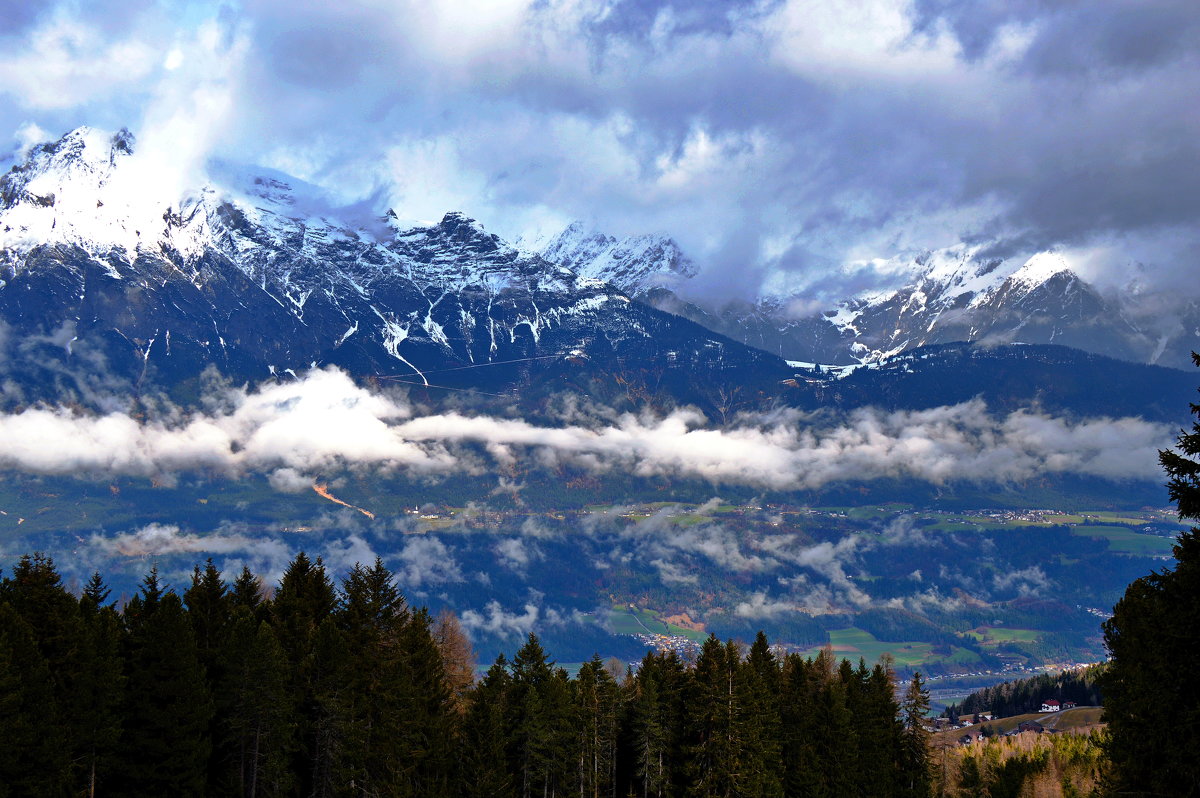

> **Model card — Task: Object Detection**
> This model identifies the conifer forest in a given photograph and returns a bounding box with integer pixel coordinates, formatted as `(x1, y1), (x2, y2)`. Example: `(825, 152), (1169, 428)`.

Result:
(0, 551), (938, 798)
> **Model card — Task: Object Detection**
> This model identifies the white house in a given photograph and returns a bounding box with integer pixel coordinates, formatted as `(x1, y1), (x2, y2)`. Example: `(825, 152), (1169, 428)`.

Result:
(1040, 699), (1061, 712)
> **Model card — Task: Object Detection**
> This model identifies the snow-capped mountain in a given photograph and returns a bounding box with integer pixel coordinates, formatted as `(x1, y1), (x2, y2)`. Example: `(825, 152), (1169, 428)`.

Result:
(538, 224), (1199, 369)
(816, 249), (1153, 365)
(535, 222), (697, 298)
(0, 128), (786, 410)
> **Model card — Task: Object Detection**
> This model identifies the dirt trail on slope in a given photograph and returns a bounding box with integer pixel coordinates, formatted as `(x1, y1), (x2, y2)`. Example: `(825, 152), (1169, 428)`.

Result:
(312, 482), (375, 519)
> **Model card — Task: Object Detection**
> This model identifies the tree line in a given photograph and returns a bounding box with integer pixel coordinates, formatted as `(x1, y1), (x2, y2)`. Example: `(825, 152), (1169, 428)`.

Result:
(0, 551), (934, 797)
(945, 665), (1105, 722)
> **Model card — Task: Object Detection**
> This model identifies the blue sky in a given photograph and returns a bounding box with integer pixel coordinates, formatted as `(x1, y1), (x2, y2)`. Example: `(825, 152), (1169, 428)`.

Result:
(1, 0), (1197, 302)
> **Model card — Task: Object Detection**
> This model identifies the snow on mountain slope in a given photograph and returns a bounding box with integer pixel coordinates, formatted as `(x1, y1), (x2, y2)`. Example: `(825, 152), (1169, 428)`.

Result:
(824, 248), (1152, 364)
(0, 128), (786, 410)
(536, 222), (697, 298)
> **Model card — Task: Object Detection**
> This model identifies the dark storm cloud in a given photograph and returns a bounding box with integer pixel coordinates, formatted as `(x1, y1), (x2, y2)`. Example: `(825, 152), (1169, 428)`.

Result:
(914, 0), (1200, 74)
(1, 0), (1197, 299)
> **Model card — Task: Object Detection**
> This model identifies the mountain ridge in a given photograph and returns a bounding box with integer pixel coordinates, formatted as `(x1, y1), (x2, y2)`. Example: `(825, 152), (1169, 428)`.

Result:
(537, 223), (1198, 369)
(0, 127), (788, 411)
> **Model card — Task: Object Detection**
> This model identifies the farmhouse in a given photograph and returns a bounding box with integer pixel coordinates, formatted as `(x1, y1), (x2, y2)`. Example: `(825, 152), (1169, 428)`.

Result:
(1040, 699), (1061, 712)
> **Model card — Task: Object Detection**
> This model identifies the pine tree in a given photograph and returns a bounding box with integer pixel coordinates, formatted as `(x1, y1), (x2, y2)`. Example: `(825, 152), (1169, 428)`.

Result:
(81, 570), (112, 609)
(811, 651), (857, 796)
(230, 564), (266, 617)
(122, 564), (164, 638)
(184, 558), (231, 669)
(958, 754), (985, 797)
(307, 616), (348, 798)
(272, 552), (339, 797)
(120, 589), (215, 795)
(77, 574), (126, 798)
(273, 552), (337, 660)
(223, 611), (296, 797)
(1102, 352), (1200, 793)
(863, 658), (905, 796)
(184, 559), (233, 790)
(898, 672), (932, 797)
(0, 602), (70, 796)
(463, 655), (516, 798)
(397, 607), (459, 796)
(687, 635), (743, 798)
(540, 666), (577, 797)
(629, 661), (669, 798)
(839, 655), (904, 796)
(627, 650), (690, 798)
(508, 634), (558, 798)
(739, 632), (783, 798)
(779, 653), (822, 797)
(337, 558), (411, 795)
(2, 552), (93, 793)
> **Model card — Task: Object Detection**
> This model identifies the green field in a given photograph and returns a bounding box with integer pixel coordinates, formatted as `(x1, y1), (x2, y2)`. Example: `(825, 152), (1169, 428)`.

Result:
(610, 606), (709, 643)
(841, 503), (914, 521)
(1070, 525), (1176, 554)
(926, 520), (988, 533)
(802, 628), (980, 669)
(965, 627), (1041, 647)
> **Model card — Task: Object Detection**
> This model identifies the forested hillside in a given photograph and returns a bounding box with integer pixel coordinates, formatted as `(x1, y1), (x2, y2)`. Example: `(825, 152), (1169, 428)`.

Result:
(0, 552), (933, 797)
(946, 665), (1105, 720)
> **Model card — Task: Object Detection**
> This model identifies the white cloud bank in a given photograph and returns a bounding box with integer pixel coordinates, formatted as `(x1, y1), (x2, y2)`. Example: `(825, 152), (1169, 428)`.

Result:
(0, 367), (1170, 490)
(89, 522), (295, 578)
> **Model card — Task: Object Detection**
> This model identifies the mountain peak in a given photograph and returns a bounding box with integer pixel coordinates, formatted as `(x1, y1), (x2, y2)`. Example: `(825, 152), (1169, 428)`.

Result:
(434, 211), (499, 243)
(22, 126), (135, 176)
(0, 125), (148, 253)
(439, 210), (479, 227)
(1008, 252), (1075, 292)
(537, 221), (697, 296)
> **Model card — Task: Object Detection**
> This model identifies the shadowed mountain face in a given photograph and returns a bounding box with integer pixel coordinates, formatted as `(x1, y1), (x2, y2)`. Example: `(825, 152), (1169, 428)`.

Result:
(0, 128), (787, 410)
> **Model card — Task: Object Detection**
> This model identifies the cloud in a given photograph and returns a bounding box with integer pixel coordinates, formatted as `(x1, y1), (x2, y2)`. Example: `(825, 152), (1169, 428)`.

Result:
(992, 565), (1054, 597)
(884, 587), (966, 613)
(735, 590), (799, 619)
(88, 521), (294, 577)
(654, 522), (771, 573)
(11, 121), (49, 158)
(649, 558), (698, 586)
(2, 0), (1195, 305)
(494, 537), (541, 572)
(768, 536), (872, 607)
(0, 367), (448, 479)
(595, 504), (775, 585)
(320, 533), (377, 574)
(0, 369), (1172, 491)
(394, 536), (463, 589)
(398, 399), (1170, 487)
(459, 600), (540, 640)
(0, 9), (160, 111)
(880, 515), (940, 547)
